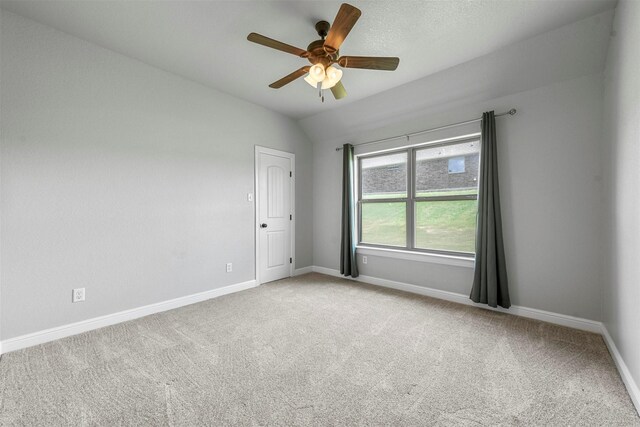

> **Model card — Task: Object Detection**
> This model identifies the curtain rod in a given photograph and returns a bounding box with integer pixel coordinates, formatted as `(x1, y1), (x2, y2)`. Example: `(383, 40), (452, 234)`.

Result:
(335, 109), (517, 151)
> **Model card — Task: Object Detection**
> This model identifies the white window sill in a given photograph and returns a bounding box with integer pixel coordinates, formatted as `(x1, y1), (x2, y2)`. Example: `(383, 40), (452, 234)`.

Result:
(356, 246), (475, 268)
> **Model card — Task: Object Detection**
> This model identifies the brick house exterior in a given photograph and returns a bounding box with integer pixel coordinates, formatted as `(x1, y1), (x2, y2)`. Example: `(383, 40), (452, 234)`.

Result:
(362, 153), (479, 196)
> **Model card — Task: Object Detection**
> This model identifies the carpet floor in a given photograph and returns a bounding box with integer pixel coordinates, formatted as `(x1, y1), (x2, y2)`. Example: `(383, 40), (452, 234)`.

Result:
(0, 273), (638, 426)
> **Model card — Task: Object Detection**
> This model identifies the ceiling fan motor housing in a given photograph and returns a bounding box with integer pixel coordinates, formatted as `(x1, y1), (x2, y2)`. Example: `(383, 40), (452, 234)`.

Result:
(307, 21), (338, 68)
(306, 39), (337, 67)
(305, 21), (338, 66)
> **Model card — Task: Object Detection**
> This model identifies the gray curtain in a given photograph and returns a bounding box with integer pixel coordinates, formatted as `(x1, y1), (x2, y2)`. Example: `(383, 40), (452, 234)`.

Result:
(340, 143), (359, 278)
(470, 111), (510, 308)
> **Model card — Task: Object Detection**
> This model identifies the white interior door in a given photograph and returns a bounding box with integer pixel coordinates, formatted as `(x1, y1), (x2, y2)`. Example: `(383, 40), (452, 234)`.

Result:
(256, 148), (293, 284)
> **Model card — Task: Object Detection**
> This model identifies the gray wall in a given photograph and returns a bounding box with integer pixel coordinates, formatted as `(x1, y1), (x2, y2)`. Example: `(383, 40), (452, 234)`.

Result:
(602, 0), (640, 401)
(0, 11), (313, 340)
(307, 69), (605, 320)
(302, 12), (612, 322)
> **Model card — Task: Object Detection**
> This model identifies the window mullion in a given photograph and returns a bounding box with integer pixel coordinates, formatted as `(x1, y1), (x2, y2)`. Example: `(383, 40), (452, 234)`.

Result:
(414, 195), (478, 202)
(357, 157), (362, 245)
(406, 148), (415, 250)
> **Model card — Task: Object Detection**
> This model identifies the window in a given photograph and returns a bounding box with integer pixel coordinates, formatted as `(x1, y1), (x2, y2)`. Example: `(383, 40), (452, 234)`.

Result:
(357, 137), (480, 256)
(448, 156), (465, 174)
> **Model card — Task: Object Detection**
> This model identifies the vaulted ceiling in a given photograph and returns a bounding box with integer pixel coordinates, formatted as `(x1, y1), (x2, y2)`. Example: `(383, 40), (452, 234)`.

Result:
(0, 0), (616, 119)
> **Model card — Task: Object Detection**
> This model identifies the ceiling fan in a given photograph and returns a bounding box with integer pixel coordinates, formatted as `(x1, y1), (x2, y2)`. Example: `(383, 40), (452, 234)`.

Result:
(247, 3), (400, 101)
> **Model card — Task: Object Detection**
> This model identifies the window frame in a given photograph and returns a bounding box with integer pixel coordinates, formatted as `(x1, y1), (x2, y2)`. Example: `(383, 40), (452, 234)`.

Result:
(356, 135), (481, 258)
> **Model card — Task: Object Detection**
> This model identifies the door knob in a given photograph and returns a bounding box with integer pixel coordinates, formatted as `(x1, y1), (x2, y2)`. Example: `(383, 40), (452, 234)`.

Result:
(260, 223), (268, 228)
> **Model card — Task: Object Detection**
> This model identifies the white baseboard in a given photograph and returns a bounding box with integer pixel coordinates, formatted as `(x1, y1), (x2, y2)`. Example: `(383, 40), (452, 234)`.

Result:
(0, 279), (257, 355)
(312, 266), (344, 277)
(311, 266), (602, 333)
(293, 266), (313, 276)
(601, 325), (640, 414)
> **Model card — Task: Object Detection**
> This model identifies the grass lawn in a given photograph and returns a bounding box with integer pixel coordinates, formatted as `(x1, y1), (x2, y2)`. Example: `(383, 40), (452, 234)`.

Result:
(361, 199), (477, 253)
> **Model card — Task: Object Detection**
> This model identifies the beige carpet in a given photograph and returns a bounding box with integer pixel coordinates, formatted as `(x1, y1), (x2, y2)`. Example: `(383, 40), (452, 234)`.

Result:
(0, 273), (638, 426)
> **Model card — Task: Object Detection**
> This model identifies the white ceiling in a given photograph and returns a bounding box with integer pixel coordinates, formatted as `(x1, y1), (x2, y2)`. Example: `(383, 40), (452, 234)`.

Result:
(0, 0), (615, 119)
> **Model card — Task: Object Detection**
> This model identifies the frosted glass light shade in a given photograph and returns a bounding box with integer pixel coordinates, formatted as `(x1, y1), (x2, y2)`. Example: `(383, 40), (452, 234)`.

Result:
(322, 66), (343, 89)
(304, 75), (318, 88)
(308, 64), (326, 83)
(321, 79), (337, 90)
(304, 65), (343, 90)
(325, 66), (342, 83)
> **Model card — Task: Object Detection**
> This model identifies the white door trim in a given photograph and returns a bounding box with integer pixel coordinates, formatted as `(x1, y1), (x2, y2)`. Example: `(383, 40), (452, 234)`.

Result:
(254, 146), (295, 286)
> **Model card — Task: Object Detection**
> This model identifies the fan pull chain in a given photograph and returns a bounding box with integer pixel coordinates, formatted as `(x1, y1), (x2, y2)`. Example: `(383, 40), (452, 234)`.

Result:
(317, 82), (324, 103)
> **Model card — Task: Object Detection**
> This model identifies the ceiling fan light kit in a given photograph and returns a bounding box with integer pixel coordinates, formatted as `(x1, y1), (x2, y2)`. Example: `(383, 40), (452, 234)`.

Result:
(247, 3), (399, 101)
(304, 65), (342, 89)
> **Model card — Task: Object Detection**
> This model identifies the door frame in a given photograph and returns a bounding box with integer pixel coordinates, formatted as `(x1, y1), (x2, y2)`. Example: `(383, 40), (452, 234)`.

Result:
(254, 146), (295, 286)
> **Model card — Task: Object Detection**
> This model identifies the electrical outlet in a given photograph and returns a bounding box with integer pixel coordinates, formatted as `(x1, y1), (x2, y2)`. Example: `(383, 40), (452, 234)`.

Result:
(362, 256), (368, 264)
(226, 263), (232, 273)
(72, 288), (85, 303)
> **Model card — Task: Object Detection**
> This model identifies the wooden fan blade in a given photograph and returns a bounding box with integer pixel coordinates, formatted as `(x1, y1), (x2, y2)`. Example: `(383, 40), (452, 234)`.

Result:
(269, 66), (311, 89)
(247, 33), (308, 57)
(337, 56), (399, 71)
(324, 3), (361, 54)
(331, 82), (347, 99)
(331, 81), (347, 99)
